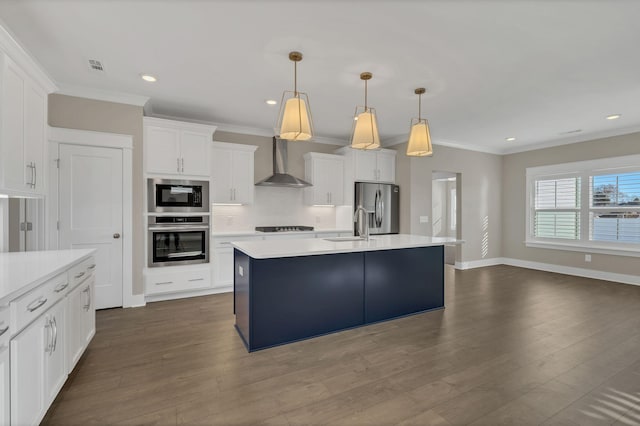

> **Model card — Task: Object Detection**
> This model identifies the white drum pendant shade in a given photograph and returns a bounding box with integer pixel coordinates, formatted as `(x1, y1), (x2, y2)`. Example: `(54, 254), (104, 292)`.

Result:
(406, 119), (433, 156)
(279, 96), (312, 141)
(351, 109), (381, 150)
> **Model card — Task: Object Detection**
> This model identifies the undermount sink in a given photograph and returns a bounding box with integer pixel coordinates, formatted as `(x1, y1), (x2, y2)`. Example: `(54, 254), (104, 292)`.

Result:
(323, 236), (369, 242)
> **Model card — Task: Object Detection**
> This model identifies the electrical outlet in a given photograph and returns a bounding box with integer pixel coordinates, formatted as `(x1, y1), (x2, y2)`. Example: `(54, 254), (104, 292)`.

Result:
(420, 216), (429, 223)
(585, 254), (592, 262)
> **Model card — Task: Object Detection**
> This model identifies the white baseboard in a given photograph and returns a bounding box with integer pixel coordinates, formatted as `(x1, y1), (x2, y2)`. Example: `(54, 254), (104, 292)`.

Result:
(124, 293), (146, 308)
(145, 286), (232, 304)
(501, 258), (640, 286)
(454, 258), (505, 270)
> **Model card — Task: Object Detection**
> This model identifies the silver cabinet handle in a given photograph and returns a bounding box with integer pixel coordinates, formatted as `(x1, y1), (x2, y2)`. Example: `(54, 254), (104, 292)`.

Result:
(188, 278), (204, 282)
(88, 264), (96, 270)
(45, 318), (52, 354)
(54, 283), (69, 293)
(113, 233), (121, 239)
(156, 281), (173, 285)
(230, 188), (233, 201)
(27, 298), (47, 312)
(74, 271), (85, 279)
(83, 286), (91, 310)
(0, 326), (8, 337)
(177, 158), (180, 173)
(52, 316), (58, 353)
(181, 157), (184, 173)
(33, 163), (37, 188)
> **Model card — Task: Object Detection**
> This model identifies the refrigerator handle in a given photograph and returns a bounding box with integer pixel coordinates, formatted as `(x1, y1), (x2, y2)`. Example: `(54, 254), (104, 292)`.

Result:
(373, 190), (379, 228)
(378, 189), (384, 227)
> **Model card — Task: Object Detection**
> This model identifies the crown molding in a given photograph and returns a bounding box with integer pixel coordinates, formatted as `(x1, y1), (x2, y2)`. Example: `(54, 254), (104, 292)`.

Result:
(55, 83), (149, 107)
(0, 19), (57, 93)
(500, 124), (640, 155)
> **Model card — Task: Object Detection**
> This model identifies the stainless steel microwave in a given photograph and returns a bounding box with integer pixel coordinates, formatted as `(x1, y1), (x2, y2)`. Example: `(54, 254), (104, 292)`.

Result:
(148, 178), (209, 213)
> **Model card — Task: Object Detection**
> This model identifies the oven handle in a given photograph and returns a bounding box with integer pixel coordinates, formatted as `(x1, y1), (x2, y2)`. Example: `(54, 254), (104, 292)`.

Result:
(148, 226), (209, 232)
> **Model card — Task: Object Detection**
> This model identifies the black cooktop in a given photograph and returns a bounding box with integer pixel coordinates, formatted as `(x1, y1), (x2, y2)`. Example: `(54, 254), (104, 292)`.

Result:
(255, 226), (314, 233)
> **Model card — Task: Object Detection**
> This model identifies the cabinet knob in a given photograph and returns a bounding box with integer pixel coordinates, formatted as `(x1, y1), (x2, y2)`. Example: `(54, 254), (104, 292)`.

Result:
(113, 233), (121, 239)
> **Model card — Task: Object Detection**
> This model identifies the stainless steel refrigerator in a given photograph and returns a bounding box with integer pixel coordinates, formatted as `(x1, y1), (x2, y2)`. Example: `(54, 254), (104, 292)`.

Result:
(354, 182), (400, 235)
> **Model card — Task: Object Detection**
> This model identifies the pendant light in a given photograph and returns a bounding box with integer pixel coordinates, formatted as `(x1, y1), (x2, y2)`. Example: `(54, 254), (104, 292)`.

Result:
(351, 72), (381, 150)
(406, 88), (433, 157)
(276, 51), (313, 141)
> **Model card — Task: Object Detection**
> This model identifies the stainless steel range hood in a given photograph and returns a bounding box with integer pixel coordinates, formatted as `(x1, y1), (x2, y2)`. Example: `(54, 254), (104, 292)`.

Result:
(255, 137), (312, 188)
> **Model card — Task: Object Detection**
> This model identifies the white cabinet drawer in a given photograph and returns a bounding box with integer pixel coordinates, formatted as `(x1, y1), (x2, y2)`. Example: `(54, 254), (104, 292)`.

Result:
(68, 256), (96, 290)
(0, 307), (9, 347)
(145, 267), (211, 295)
(10, 273), (67, 334)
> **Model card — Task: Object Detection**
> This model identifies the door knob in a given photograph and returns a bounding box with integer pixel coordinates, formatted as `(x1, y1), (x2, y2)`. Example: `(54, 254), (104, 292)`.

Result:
(113, 233), (121, 239)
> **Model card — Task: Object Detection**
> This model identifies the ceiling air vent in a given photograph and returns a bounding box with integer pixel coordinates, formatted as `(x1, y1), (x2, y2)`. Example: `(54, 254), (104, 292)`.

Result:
(88, 59), (105, 72)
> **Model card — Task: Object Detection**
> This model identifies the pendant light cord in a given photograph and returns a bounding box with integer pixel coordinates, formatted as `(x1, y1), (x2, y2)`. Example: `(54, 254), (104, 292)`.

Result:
(418, 92), (421, 120)
(364, 79), (368, 111)
(294, 61), (298, 97)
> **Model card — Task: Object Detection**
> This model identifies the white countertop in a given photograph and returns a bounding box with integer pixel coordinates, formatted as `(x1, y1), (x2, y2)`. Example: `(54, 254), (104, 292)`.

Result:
(0, 249), (95, 304)
(231, 234), (461, 259)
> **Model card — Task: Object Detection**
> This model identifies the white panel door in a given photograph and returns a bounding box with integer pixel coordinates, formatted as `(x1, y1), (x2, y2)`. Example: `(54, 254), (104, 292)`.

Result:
(180, 130), (210, 176)
(354, 151), (377, 182)
(24, 82), (46, 194)
(59, 144), (123, 309)
(145, 126), (181, 175)
(2, 58), (27, 191)
(328, 158), (345, 205)
(11, 315), (46, 426)
(376, 152), (396, 183)
(211, 148), (233, 203)
(231, 150), (254, 204)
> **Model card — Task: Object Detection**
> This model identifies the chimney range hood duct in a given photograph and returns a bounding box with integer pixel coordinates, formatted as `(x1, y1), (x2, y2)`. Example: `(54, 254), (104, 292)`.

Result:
(256, 137), (312, 188)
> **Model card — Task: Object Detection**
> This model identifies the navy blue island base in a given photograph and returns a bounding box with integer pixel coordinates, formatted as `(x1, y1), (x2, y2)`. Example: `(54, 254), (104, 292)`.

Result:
(234, 245), (444, 352)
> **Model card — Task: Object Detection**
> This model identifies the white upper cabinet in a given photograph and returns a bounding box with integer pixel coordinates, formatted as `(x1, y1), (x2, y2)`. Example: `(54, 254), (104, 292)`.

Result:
(335, 146), (396, 184)
(211, 142), (257, 205)
(303, 152), (345, 206)
(0, 52), (50, 197)
(144, 117), (217, 177)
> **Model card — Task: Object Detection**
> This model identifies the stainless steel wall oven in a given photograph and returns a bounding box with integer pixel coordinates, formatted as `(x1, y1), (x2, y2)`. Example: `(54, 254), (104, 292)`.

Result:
(147, 216), (209, 267)
(148, 178), (209, 213)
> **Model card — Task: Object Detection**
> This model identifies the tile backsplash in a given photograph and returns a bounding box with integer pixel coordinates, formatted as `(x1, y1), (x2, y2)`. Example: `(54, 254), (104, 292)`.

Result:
(212, 186), (338, 232)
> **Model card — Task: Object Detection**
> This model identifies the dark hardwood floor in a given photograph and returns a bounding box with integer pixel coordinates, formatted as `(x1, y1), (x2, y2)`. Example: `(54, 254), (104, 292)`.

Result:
(43, 265), (640, 425)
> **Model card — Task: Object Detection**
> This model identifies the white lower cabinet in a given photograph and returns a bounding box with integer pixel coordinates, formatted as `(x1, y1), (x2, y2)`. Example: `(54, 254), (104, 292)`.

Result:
(67, 275), (95, 371)
(213, 247), (234, 288)
(145, 265), (212, 296)
(7, 254), (96, 426)
(0, 344), (8, 426)
(11, 300), (67, 426)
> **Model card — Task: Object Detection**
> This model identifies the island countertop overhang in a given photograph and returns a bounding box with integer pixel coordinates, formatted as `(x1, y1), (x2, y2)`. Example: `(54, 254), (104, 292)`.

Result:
(231, 234), (462, 259)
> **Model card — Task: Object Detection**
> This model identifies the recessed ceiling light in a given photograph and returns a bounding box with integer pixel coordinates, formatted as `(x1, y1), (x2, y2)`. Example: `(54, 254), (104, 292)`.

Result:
(606, 114), (621, 120)
(505, 137), (516, 142)
(141, 74), (157, 82)
(265, 99), (277, 105)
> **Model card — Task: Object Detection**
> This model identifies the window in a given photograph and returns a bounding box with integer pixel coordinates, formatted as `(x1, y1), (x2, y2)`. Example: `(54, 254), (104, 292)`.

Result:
(526, 155), (640, 256)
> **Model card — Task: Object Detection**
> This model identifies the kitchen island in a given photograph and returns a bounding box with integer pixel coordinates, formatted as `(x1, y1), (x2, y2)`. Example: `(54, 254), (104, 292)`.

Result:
(232, 234), (458, 352)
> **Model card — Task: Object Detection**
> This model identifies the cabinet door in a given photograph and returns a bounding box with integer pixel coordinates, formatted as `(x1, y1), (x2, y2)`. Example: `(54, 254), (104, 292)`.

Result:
(231, 150), (254, 204)
(44, 301), (66, 407)
(376, 152), (396, 183)
(214, 247), (234, 287)
(180, 130), (210, 176)
(2, 57), (27, 191)
(328, 158), (345, 205)
(11, 315), (47, 426)
(67, 283), (85, 370)
(24, 82), (46, 195)
(312, 158), (332, 205)
(82, 276), (96, 348)
(353, 150), (377, 182)
(145, 126), (181, 174)
(211, 148), (233, 203)
(0, 346), (9, 426)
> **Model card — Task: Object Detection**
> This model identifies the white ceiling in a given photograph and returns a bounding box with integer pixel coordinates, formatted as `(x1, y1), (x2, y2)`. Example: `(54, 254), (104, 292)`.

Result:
(1, 1), (640, 154)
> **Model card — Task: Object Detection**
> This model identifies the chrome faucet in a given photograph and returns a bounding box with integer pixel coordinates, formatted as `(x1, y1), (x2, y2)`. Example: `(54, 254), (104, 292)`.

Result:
(353, 206), (369, 241)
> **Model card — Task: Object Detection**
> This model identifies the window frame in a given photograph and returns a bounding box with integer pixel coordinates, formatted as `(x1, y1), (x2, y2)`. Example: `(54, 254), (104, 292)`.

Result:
(525, 154), (640, 258)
